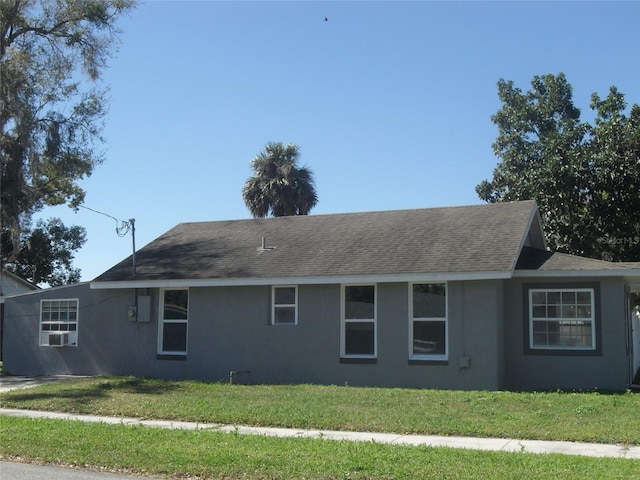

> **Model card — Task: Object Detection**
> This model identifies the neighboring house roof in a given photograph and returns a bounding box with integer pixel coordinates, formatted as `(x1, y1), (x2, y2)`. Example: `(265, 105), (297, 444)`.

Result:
(0, 270), (39, 300)
(93, 200), (541, 288)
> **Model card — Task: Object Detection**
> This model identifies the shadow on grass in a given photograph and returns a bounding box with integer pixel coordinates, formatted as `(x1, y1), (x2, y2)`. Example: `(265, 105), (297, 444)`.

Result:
(2, 377), (181, 410)
(97, 376), (182, 395)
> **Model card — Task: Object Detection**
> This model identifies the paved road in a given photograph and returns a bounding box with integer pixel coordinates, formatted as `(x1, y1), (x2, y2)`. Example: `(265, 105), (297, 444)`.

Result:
(1, 376), (173, 478)
(0, 461), (160, 479)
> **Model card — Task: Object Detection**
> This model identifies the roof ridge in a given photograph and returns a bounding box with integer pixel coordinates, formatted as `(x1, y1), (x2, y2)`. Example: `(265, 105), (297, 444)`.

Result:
(174, 200), (537, 227)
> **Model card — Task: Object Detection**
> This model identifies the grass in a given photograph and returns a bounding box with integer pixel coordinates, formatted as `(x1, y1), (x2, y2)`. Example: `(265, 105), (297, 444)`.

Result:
(1, 377), (639, 478)
(2, 416), (639, 480)
(1, 376), (639, 445)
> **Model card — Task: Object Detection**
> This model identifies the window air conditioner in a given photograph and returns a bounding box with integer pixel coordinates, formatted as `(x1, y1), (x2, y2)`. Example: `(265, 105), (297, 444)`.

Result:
(48, 333), (69, 347)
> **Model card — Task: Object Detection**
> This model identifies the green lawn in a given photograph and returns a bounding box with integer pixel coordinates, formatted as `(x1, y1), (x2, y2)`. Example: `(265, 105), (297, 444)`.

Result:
(2, 416), (639, 480)
(1, 376), (639, 445)
(1, 377), (639, 479)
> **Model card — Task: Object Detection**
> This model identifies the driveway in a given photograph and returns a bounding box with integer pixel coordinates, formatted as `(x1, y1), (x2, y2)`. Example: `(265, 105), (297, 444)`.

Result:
(0, 375), (83, 393)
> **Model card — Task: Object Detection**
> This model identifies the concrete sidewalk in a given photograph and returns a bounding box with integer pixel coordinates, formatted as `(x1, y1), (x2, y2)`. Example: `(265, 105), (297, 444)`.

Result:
(2, 407), (639, 459)
(2, 376), (639, 460)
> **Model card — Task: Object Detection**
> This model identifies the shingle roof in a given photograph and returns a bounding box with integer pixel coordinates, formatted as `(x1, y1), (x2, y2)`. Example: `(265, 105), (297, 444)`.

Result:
(516, 247), (638, 271)
(93, 201), (538, 283)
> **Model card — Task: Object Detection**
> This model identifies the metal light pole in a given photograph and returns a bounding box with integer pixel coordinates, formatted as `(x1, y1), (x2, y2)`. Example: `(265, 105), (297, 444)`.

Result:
(129, 218), (136, 276)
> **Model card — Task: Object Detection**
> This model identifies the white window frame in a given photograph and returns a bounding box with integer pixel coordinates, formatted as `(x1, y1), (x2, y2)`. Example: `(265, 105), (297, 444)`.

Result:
(39, 299), (79, 347)
(341, 284), (377, 359)
(528, 288), (595, 350)
(408, 283), (448, 360)
(158, 288), (189, 355)
(272, 285), (298, 325)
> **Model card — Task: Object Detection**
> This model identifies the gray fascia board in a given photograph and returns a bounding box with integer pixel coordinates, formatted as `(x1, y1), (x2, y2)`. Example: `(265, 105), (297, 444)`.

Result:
(513, 269), (640, 278)
(516, 269), (640, 291)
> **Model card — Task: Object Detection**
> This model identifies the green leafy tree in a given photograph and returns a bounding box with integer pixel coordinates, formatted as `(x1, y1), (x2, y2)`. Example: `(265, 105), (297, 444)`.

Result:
(243, 142), (318, 218)
(6, 217), (86, 286)
(0, 0), (136, 284)
(586, 89), (640, 261)
(477, 73), (639, 261)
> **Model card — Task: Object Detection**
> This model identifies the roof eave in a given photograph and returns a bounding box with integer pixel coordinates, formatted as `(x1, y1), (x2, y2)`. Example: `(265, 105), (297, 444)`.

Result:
(0, 281), (90, 302)
(90, 270), (513, 290)
(514, 269), (640, 278)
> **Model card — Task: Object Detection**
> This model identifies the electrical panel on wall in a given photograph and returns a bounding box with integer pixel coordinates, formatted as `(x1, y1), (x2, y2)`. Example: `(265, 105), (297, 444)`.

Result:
(137, 295), (151, 323)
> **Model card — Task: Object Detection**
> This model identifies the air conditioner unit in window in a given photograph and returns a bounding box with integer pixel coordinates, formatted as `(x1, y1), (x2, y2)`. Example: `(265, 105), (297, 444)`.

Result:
(48, 333), (69, 347)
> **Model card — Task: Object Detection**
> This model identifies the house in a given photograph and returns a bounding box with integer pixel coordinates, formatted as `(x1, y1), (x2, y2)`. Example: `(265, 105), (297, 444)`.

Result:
(1, 270), (40, 298)
(2, 200), (639, 390)
(1, 270), (39, 361)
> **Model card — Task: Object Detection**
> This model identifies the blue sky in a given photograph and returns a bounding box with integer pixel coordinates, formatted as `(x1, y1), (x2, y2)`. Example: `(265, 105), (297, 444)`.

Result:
(39, 0), (640, 281)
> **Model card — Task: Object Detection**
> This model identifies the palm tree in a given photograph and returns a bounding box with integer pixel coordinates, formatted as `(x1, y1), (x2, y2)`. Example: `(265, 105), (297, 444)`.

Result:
(242, 142), (318, 218)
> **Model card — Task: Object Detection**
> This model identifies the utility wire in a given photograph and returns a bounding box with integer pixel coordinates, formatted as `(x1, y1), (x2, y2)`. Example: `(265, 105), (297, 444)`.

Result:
(78, 205), (137, 276)
(79, 205), (132, 237)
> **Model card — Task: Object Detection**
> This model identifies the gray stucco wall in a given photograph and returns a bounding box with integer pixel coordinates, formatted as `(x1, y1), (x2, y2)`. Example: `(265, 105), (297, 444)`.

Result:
(125, 281), (506, 389)
(5, 277), (630, 390)
(2, 283), (152, 376)
(447, 280), (506, 390)
(3, 280), (509, 389)
(503, 277), (629, 391)
(188, 280), (504, 389)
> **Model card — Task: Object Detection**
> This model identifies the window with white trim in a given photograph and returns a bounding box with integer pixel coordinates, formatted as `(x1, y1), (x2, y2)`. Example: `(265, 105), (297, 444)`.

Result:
(272, 286), (297, 325)
(529, 288), (595, 350)
(158, 289), (189, 355)
(341, 284), (376, 358)
(409, 283), (447, 359)
(40, 299), (78, 347)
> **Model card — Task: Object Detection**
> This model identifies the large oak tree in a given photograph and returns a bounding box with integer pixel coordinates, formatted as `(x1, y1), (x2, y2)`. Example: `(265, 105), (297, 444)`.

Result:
(477, 73), (639, 262)
(1, 0), (136, 285)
